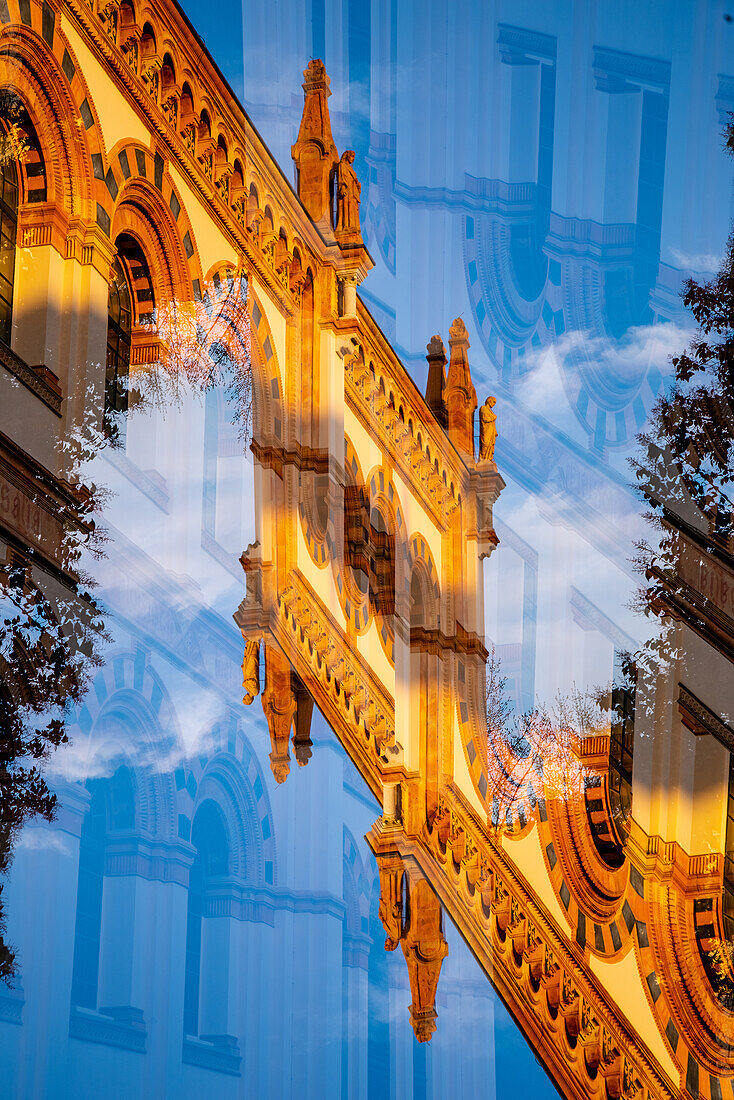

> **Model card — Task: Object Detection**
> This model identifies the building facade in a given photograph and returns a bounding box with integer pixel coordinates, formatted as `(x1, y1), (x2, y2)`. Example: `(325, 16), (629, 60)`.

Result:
(1, 1), (734, 1100)
(0, 0), (516, 1097)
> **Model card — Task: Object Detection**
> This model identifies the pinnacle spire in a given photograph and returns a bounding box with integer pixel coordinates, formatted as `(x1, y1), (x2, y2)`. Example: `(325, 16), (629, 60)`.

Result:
(291, 59), (339, 224)
(445, 318), (477, 458)
(425, 335), (448, 429)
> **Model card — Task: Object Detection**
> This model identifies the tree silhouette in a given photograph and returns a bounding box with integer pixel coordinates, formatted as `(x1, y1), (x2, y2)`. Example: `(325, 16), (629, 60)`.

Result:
(0, 558), (105, 980)
(485, 645), (607, 832)
(630, 121), (734, 1008)
(632, 124), (734, 605)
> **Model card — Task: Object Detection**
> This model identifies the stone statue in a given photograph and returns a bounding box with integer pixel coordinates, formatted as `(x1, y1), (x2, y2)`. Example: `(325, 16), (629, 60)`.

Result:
(378, 862), (404, 951)
(241, 638), (260, 705)
(336, 149), (361, 235)
(478, 395), (497, 463)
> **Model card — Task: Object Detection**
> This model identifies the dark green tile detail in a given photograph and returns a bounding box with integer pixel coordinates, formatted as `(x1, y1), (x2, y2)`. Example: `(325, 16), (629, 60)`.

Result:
(61, 49), (75, 82)
(41, 1), (54, 44)
(80, 99), (94, 131)
(665, 1019), (678, 1052)
(96, 204), (110, 236)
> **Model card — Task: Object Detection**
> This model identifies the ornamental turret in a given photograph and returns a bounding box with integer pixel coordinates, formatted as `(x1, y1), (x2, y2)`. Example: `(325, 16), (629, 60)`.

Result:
(291, 59), (339, 225)
(425, 334), (448, 429)
(445, 318), (477, 458)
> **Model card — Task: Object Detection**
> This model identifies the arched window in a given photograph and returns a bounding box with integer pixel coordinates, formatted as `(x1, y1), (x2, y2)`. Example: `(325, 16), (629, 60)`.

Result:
(70, 781), (106, 1009)
(0, 154), (18, 346)
(723, 755), (734, 941)
(70, 764), (136, 1009)
(608, 650), (636, 832)
(369, 506), (395, 617)
(105, 256), (133, 429)
(367, 879), (392, 1100)
(183, 800), (230, 1037)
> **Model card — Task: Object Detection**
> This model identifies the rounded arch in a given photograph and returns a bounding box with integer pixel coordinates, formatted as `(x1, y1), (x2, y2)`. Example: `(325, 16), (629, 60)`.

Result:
(65, 653), (182, 843)
(180, 80), (194, 112)
(114, 231), (153, 325)
(119, 0), (136, 29)
(175, 714), (277, 886)
(110, 173), (192, 308)
(0, 24), (96, 221)
(160, 51), (176, 83)
(342, 827), (370, 937)
(406, 533), (441, 631)
(532, 787), (637, 959)
(0, 91), (46, 206)
(248, 286), (284, 445)
(326, 434), (371, 633)
(140, 21), (156, 57)
(632, 877), (734, 1084)
(365, 466), (406, 665)
(231, 157), (244, 191)
(198, 108), (211, 139)
(190, 798), (230, 875)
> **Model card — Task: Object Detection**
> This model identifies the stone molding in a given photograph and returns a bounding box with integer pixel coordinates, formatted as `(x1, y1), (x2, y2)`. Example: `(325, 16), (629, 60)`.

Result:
(69, 1004), (147, 1053)
(182, 1034), (242, 1076)
(497, 23), (557, 66)
(0, 340), (61, 416)
(677, 684), (734, 752)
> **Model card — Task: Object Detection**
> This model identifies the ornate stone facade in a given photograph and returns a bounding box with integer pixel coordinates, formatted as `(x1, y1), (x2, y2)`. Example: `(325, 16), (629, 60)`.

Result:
(0, 1), (732, 1098)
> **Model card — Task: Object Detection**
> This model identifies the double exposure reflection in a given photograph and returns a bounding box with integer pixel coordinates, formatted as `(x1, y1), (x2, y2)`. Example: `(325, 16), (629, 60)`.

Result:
(0, 1), (733, 1098)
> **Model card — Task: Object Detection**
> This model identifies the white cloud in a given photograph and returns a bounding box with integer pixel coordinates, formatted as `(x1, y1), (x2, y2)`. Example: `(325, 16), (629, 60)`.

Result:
(47, 735), (130, 783)
(153, 688), (223, 773)
(17, 828), (71, 856)
(515, 322), (690, 424)
(668, 247), (722, 274)
(47, 682), (224, 784)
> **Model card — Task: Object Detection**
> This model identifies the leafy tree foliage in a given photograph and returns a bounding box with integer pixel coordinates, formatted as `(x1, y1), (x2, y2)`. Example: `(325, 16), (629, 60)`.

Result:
(633, 126), (734, 578)
(0, 558), (105, 980)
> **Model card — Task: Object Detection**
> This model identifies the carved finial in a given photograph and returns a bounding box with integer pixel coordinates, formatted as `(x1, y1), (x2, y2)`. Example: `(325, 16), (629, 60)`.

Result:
(401, 878), (448, 1043)
(448, 317), (469, 344)
(425, 335), (448, 429)
(291, 59), (339, 224)
(271, 758), (291, 784)
(445, 317), (477, 458)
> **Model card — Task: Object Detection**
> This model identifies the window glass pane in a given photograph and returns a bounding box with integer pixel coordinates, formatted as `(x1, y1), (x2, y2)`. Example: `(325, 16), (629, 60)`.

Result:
(609, 651), (636, 830)
(725, 758), (734, 942)
(0, 234), (15, 282)
(0, 297), (11, 345)
(0, 157), (17, 344)
(104, 255), (133, 428)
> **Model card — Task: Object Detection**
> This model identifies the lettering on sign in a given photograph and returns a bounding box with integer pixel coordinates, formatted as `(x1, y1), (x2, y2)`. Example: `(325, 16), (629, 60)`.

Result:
(0, 474), (63, 562)
(677, 536), (734, 621)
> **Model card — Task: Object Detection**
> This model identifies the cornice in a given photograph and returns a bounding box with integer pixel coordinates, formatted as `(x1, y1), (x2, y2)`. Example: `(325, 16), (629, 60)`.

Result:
(0, 339), (62, 415)
(396, 781), (682, 1100)
(61, 0), (324, 273)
